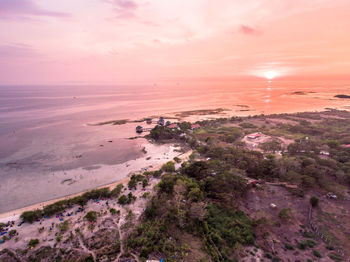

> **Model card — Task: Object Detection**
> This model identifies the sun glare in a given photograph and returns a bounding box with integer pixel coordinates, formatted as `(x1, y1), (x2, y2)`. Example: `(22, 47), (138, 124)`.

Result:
(264, 71), (277, 80)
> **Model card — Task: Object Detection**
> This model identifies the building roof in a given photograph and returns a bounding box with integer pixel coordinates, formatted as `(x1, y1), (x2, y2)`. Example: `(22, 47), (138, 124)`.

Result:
(248, 133), (261, 138)
(191, 124), (201, 129)
(343, 144), (350, 148)
(168, 124), (178, 128)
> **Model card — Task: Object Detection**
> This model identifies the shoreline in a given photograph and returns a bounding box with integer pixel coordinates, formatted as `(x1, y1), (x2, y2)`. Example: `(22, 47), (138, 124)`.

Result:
(0, 150), (192, 222)
(1, 106), (348, 221)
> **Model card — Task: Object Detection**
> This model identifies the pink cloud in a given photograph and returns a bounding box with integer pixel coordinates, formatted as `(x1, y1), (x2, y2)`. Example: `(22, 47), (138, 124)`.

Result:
(104, 0), (138, 19)
(0, 43), (38, 58)
(239, 25), (262, 36)
(0, 0), (69, 19)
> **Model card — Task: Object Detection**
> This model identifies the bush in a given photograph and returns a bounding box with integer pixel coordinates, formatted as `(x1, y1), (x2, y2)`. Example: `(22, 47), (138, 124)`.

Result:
(140, 247), (150, 258)
(285, 243), (294, 250)
(128, 178), (137, 190)
(56, 235), (62, 242)
(302, 231), (315, 238)
(328, 252), (343, 261)
(118, 195), (128, 205)
(111, 184), (123, 197)
(278, 208), (292, 220)
(28, 239), (39, 248)
(84, 211), (98, 222)
(82, 187), (111, 200)
(313, 250), (322, 258)
(306, 240), (316, 248)
(158, 175), (175, 194)
(239, 122), (257, 129)
(59, 220), (69, 232)
(9, 230), (17, 237)
(142, 178), (148, 188)
(142, 192), (150, 198)
(173, 157), (181, 163)
(298, 241), (307, 250)
(326, 245), (335, 250)
(110, 208), (118, 215)
(310, 196), (319, 207)
(20, 210), (42, 223)
(161, 161), (175, 173)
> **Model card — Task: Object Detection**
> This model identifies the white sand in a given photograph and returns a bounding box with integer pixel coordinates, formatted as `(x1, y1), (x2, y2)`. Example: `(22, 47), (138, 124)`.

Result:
(0, 143), (189, 221)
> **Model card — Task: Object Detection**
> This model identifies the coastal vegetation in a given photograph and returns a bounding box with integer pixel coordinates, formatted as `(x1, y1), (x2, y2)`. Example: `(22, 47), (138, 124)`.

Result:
(3, 110), (350, 261)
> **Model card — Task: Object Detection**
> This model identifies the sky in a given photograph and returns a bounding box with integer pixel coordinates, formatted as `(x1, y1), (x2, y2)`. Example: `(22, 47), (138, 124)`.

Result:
(1, 0), (350, 85)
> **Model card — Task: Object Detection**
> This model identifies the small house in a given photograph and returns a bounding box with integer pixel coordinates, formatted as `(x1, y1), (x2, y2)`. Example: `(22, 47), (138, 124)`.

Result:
(320, 150), (330, 156)
(191, 124), (201, 130)
(136, 126), (143, 133)
(168, 124), (178, 129)
(247, 133), (261, 139)
(158, 117), (165, 126)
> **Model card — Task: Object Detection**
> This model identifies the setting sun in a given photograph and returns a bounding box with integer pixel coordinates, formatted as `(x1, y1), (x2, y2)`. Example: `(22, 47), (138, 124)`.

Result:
(264, 71), (277, 80)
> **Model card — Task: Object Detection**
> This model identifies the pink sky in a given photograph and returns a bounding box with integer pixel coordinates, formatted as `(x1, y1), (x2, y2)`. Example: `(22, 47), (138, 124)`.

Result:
(1, 0), (350, 85)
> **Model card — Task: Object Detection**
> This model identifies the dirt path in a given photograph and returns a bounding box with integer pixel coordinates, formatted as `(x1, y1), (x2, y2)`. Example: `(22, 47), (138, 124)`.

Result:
(115, 222), (124, 262)
(78, 234), (97, 261)
(114, 212), (141, 262)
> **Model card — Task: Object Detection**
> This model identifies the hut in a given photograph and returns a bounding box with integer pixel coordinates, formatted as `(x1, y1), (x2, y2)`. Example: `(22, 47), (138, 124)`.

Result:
(136, 126), (143, 133)
(191, 124), (201, 130)
(247, 133), (261, 139)
(158, 117), (165, 126)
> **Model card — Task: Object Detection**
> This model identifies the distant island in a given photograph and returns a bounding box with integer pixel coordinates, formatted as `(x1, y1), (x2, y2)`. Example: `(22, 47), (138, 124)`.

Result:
(335, 94), (350, 99)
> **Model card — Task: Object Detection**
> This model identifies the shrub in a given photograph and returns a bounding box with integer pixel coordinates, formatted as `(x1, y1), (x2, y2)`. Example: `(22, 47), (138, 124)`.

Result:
(278, 208), (292, 220)
(111, 184), (123, 197)
(140, 247), (150, 258)
(84, 211), (98, 222)
(56, 235), (62, 242)
(161, 161), (175, 173)
(20, 210), (42, 223)
(127, 192), (137, 203)
(142, 192), (150, 199)
(128, 178), (137, 190)
(326, 245), (335, 250)
(158, 175), (175, 194)
(239, 122), (257, 129)
(59, 220), (69, 232)
(306, 240), (316, 248)
(310, 196), (319, 207)
(110, 208), (118, 215)
(28, 239), (39, 248)
(302, 231), (315, 238)
(142, 179), (148, 188)
(328, 252), (343, 261)
(82, 187), (111, 200)
(118, 195), (128, 205)
(173, 157), (181, 163)
(298, 241), (307, 250)
(9, 230), (17, 237)
(313, 250), (321, 258)
(285, 243), (294, 250)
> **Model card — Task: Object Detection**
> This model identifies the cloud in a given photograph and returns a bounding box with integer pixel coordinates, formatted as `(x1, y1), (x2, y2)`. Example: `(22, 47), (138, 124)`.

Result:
(104, 0), (138, 19)
(0, 0), (70, 19)
(0, 43), (38, 58)
(239, 25), (262, 36)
